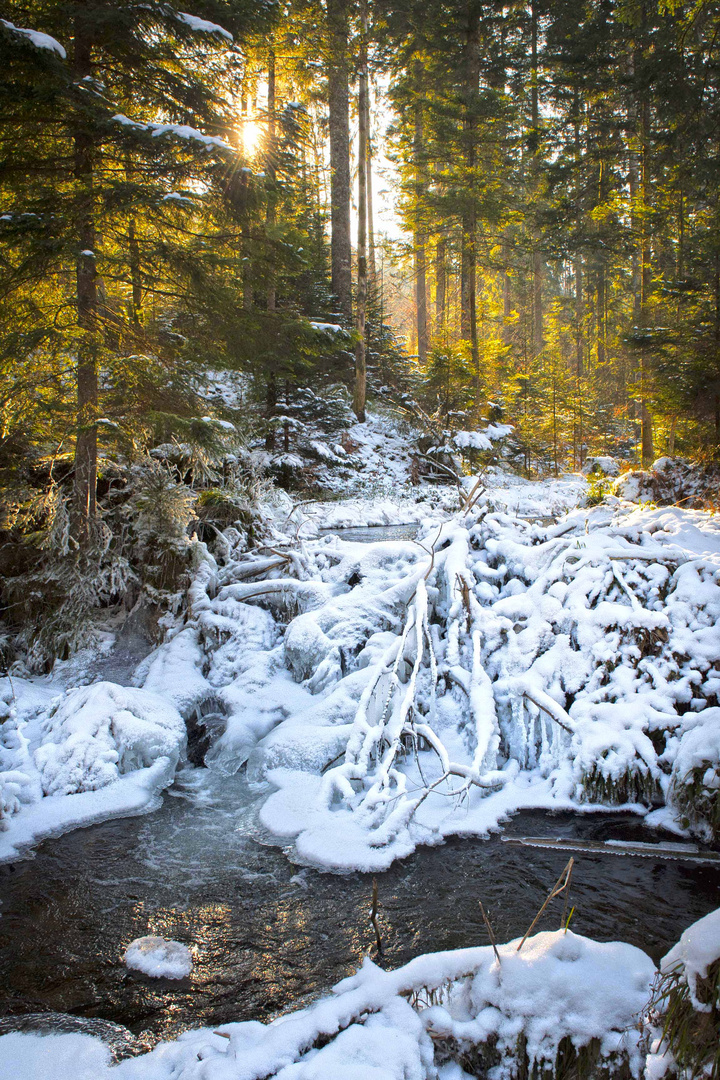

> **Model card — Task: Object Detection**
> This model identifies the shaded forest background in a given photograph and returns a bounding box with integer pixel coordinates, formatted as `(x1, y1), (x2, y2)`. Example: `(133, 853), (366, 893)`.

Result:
(2, 0), (720, 667)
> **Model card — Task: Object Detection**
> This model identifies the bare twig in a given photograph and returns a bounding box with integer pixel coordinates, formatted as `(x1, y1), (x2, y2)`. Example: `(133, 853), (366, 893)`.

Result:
(370, 877), (383, 955)
(517, 857), (574, 952)
(461, 476), (486, 514)
(479, 900), (501, 964)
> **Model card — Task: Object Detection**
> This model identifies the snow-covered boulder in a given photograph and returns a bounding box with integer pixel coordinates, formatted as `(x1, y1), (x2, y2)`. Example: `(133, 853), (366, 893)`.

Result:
(34, 682), (186, 797)
(422, 930), (655, 1076)
(668, 708), (720, 843)
(661, 908), (720, 1010)
(583, 455), (620, 477)
(124, 936), (193, 979)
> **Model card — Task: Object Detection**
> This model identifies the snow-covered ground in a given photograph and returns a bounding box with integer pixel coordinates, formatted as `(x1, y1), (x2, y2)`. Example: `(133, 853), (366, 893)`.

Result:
(2, 469), (719, 868)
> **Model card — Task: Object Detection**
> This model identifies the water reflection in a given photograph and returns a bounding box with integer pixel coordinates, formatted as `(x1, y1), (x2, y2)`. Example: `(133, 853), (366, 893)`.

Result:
(0, 768), (719, 1046)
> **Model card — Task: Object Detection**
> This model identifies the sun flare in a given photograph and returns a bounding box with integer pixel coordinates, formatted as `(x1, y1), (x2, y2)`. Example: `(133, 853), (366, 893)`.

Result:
(240, 119), (264, 156)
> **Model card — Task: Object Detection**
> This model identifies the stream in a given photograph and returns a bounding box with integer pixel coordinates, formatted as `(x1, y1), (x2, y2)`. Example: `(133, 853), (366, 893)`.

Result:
(1, 766), (719, 1051)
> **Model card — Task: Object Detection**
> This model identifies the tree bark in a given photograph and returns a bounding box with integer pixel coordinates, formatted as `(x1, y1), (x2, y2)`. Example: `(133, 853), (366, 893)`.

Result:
(73, 15), (98, 543)
(327, 0), (352, 320)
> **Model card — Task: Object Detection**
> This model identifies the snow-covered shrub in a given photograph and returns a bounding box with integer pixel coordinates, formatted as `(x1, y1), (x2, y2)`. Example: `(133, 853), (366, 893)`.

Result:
(34, 682), (185, 796)
(646, 909), (720, 1080)
(668, 710), (720, 844)
(612, 459), (720, 509)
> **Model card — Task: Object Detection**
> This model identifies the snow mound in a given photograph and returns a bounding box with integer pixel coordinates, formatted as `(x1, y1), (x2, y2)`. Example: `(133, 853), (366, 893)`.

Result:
(661, 908), (720, 1010)
(0, 1031), (111, 1080)
(35, 682), (186, 796)
(583, 455), (620, 477)
(124, 936), (193, 979)
(612, 459), (720, 508)
(425, 930), (654, 1072)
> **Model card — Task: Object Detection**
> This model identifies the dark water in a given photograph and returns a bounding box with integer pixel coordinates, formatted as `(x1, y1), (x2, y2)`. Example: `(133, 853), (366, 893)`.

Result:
(1, 769), (719, 1047)
(320, 523), (421, 543)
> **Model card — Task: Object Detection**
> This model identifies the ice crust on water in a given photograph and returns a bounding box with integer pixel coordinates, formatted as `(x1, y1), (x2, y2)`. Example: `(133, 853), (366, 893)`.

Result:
(0, 929), (658, 1079)
(124, 937), (193, 980)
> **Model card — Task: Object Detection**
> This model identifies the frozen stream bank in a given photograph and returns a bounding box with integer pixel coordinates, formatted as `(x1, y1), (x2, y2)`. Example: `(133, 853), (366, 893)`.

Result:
(1, 766), (719, 1047)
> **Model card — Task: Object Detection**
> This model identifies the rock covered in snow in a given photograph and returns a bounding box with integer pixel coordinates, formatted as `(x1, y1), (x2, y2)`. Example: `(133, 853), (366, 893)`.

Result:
(612, 458), (720, 509)
(423, 930), (655, 1074)
(661, 908), (720, 1011)
(124, 936), (193, 979)
(34, 682), (186, 796)
(583, 455), (621, 477)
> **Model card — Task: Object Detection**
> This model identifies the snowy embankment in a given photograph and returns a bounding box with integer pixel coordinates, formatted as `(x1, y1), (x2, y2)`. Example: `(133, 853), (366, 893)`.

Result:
(4, 908), (718, 1079)
(0, 926), (659, 1080)
(0, 681), (185, 861)
(2, 474), (720, 868)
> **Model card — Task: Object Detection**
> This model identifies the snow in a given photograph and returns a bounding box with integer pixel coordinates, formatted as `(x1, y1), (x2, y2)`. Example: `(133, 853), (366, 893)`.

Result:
(0, 19), (66, 58)
(454, 423), (513, 451)
(0, 679), (185, 862)
(661, 908), (720, 1011)
(0, 930), (656, 1079)
(309, 321), (344, 333)
(175, 11), (233, 41)
(0, 1032), (111, 1080)
(35, 682), (185, 795)
(201, 415), (236, 431)
(112, 114), (233, 153)
(124, 936), (193, 979)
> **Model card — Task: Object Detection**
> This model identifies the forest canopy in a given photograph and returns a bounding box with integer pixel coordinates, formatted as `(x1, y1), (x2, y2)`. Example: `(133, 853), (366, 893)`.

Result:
(1, 0), (720, 666)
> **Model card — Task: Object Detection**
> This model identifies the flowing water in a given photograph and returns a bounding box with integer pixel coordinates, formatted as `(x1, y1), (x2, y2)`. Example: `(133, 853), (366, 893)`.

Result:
(1, 767), (719, 1052)
(319, 523), (422, 543)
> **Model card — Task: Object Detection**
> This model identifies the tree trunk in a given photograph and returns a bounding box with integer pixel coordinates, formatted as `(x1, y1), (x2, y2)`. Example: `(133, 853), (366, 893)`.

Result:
(637, 22), (654, 465)
(266, 45), (277, 313)
(128, 217), (142, 326)
(327, 0), (352, 320)
(365, 76), (376, 288)
(436, 236), (447, 331)
(414, 86), (429, 364)
(73, 16), (98, 543)
(462, 3), (481, 408)
(530, 0), (543, 357)
(502, 232), (512, 347)
(353, 5), (368, 421)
